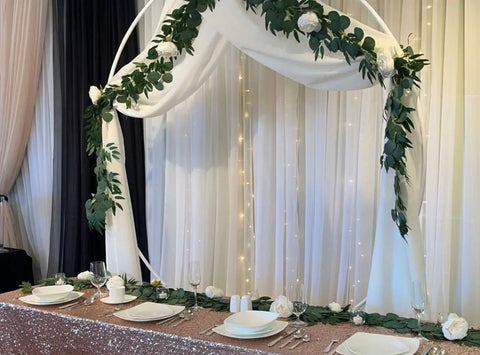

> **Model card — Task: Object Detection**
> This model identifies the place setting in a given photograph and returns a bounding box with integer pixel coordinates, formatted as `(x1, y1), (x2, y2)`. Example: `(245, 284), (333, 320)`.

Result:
(209, 280), (312, 350)
(18, 284), (84, 306)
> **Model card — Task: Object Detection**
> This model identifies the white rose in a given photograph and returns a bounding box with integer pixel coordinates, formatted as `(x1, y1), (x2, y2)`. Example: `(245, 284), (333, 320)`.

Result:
(77, 271), (94, 281)
(106, 275), (124, 289)
(269, 295), (293, 318)
(297, 12), (321, 33)
(376, 50), (395, 78)
(88, 85), (102, 104)
(157, 41), (179, 58)
(328, 302), (342, 313)
(353, 315), (364, 325)
(442, 313), (469, 340)
(205, 286), (224, 298)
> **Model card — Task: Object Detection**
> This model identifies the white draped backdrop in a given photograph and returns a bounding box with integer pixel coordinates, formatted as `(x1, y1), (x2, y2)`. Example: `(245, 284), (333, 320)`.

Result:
(5, 0), (480, 326)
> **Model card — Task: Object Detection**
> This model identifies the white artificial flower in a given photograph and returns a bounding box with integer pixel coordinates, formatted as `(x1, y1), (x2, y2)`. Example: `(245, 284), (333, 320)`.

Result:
(106, 275), (124, 289)
(376, 49), (396, 78)
(442, 313), (469, 340)
(269, 295), (293, 318)
(205, 286), (224, 299)
(353, 315), (364, 325)
(328, 301), (342, 313)
(157, 41), (179, 58)
(77, 271), (94, 281)
(151, 278), (163, 287)
(88, 86), (102, 104)
(297, 12), (321, 33)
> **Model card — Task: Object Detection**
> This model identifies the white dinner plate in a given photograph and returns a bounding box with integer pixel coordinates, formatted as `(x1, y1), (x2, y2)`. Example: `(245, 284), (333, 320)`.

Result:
(114, 302), (185, 322)
(212, 320), (288, 339)
(19, 291), (84, 306)
(100, 294), (137, 305)
(336, 332), (419, 355)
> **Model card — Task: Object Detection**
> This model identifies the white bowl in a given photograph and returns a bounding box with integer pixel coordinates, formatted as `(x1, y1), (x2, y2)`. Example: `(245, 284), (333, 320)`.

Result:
(32, 284), (74, 301)
(224, 311), (278, 334)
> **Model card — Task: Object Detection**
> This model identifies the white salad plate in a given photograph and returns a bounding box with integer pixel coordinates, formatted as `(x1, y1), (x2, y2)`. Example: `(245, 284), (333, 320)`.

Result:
(19, 291), (84, 306)
(100, 294), (137, 305)
(114, 302), (185, 322)
(224, 311), (278, 335)
(32, 284), (74, 302)
(336, 332), (419, 355)
(213, 320), (288, 339)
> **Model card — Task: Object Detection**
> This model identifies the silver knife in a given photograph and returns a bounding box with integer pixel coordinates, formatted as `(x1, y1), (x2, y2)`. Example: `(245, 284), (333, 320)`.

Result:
(58, 301), (80, 309)
(268, 328), (297, 347)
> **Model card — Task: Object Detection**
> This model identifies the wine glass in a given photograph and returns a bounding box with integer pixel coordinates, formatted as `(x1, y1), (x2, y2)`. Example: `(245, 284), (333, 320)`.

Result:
(410, 280), (427, 340)
(288, 281), (308, 328)
(188, 261), (203, 311)
(90, 261), (107, 298)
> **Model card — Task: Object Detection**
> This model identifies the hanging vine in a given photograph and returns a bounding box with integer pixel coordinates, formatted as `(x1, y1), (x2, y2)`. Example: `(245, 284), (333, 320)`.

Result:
(85, 0), (427, 239)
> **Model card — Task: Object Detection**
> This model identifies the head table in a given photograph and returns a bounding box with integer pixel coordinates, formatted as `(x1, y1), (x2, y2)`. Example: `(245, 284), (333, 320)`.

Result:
(0, 288), (475, 355)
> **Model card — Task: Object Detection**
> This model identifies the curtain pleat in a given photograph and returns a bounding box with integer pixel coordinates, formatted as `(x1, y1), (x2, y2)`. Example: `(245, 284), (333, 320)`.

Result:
(55, 0), (149, 278)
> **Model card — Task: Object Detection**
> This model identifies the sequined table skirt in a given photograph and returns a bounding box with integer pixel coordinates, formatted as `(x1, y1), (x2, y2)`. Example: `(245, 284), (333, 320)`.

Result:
(0, 289), (476, 355)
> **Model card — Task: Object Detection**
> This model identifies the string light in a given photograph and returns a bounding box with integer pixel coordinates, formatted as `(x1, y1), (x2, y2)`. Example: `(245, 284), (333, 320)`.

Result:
(238, 53), (256, 294)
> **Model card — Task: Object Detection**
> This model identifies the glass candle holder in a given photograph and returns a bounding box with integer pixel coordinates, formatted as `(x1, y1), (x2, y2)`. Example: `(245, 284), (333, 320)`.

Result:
(352, 310), (366, 325)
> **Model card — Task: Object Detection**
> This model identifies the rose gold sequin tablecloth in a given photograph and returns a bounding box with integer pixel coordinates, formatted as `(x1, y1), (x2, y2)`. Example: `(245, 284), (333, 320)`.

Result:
(0, 289), (477, 355)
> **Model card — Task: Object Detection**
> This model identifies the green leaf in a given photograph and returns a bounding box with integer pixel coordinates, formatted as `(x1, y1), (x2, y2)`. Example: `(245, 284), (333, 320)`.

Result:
(162, 73), (173, 83)
(309, 36), (320, 51)
(147, 71), (161, 83)
(353, 27), (364, 41)
(339, 15), (350, 30)
(362, 36), (375, 51)
(102, 112), (113, 122)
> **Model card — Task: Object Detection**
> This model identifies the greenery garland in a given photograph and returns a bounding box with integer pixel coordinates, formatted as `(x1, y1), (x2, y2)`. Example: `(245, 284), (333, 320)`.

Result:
(20, 280), (480, 346)
(84, 0), (427, 239)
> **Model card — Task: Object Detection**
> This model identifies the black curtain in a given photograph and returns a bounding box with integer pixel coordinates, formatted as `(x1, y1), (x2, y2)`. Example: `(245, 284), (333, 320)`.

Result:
(55, 0), (149, 279)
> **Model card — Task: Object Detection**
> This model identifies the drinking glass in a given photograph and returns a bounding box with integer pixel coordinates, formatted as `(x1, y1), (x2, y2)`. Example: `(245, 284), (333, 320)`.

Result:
(90, 261), (107, 298)
(410, 280), (427, 340)
(288, 281), (308, 328)
(188, 261), (203, 311)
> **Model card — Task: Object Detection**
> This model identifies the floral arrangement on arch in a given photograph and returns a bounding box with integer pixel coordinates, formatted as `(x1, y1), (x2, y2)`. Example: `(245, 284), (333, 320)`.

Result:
(85, 0), (427, 241)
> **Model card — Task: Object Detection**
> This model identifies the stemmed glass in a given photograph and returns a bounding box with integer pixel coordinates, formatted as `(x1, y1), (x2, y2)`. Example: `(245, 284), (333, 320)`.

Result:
(90, 261), (107, 298)
(188, 261), (203, 311)
(410, 280), (427, 340)
(288, 281), (308, 328)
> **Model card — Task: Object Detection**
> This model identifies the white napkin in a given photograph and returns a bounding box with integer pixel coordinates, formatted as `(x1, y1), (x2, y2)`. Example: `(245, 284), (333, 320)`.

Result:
(106, 275), (124, 289)
(336, 332), (418, 355)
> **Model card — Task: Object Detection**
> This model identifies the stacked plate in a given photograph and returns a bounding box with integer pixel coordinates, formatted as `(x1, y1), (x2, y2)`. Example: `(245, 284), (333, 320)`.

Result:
(114, 302), (185, 322)
(335, 332), (420, 355)
(213, 311), (288, 339)
(20, 285), (83, 306)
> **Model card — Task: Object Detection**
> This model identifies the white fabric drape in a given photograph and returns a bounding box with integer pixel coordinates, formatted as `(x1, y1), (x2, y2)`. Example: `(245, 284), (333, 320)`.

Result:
(422, 0), (480, 324)
(0, 0), (49, 249)
(109, 0), (480, 326)
(8, 7), (54, 281)
(124, 0), (416, 309)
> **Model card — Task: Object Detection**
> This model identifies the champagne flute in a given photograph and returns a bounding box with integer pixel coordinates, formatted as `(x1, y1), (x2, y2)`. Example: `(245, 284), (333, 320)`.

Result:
(288, 281), (308, 328)
(188, 261), (203, 311)
(410, 280), (427, 340)
(90, 261), (107, 298)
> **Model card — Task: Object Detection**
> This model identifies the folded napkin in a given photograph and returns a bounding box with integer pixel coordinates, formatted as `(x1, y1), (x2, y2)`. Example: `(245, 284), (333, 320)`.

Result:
(336, 332), (419, 355)
(106, 275), (124, 289)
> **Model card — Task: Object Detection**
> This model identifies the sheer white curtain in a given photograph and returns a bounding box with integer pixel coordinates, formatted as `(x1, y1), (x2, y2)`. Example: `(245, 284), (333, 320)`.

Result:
(9, 7), (54, 282)
(138, 0), (480, 325)
(0, 1), (49, 253)
(138, 0), (387, 307)
(422, 0), (480, 325)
